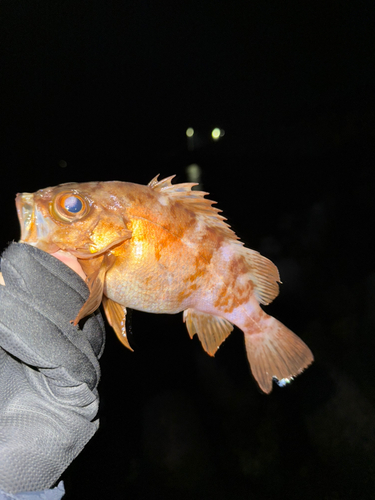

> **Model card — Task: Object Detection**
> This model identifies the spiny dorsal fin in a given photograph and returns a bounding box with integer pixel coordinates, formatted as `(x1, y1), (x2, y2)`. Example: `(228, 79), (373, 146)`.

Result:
(149, 174), (239, 241)
(183, 308), (234, 356)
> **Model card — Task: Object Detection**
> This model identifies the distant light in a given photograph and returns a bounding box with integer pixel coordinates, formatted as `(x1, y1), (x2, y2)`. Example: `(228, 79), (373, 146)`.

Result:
(186, 127), (194, 138)
(59, 160), (67, 168)
(211, 128), (224, 140)
(186, 164), (201, 184)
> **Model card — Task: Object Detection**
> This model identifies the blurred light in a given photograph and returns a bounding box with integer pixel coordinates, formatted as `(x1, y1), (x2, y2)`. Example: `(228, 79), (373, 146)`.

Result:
(186, 127), (194, 138)
(58, 160), (67, 168)
(186, 164), (201, 187)
(211, 128), (225, 140)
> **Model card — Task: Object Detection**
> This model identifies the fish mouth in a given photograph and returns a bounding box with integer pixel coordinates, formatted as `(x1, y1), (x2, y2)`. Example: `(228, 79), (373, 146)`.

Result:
(15, 192), (59, 252)
(16, 192), (36, 242)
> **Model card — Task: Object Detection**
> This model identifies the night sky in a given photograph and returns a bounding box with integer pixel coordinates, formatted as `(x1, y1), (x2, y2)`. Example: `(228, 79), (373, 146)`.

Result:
(1, 2), (375, 499)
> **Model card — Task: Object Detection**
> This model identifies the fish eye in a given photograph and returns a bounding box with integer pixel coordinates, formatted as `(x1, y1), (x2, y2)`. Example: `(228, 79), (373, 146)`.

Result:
(52, 192), (89, 222)
(63, 195), (83, 213)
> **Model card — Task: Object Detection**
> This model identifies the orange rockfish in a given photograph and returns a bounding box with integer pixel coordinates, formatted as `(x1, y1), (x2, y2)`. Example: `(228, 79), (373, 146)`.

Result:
(16, 175), (313, 393)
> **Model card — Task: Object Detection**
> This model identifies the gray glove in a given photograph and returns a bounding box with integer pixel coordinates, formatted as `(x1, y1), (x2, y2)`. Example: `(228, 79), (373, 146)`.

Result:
(0, 243), (105, 495)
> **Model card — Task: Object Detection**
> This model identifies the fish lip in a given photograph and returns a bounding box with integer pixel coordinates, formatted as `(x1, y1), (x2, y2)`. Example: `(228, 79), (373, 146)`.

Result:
(16, 192), (35, 242)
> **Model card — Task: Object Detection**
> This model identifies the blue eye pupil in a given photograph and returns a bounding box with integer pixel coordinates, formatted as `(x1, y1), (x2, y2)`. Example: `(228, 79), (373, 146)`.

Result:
(64, 196), (83, 213)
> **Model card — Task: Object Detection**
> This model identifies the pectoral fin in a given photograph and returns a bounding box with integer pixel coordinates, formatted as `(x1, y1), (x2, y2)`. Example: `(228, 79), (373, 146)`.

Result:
(183, 308), (234, 356)
(102, 296), (133, 351)
(73, 253), (116, 325)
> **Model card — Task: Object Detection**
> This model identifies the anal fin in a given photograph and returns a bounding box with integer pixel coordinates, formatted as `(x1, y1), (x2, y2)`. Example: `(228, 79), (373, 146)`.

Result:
(102, 296), (133, 351)
(183, 308), (234, 356)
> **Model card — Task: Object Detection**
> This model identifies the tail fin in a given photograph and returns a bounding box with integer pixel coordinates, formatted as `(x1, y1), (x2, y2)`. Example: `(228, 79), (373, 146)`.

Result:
(244, 316), (313, 394)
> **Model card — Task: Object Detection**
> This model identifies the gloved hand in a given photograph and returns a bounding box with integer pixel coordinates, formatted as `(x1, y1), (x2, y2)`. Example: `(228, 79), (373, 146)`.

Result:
(0, 243), (105, 496)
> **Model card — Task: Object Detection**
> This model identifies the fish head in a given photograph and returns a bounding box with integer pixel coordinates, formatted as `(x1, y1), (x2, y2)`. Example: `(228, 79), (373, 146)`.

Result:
(16, 182), (132, 258)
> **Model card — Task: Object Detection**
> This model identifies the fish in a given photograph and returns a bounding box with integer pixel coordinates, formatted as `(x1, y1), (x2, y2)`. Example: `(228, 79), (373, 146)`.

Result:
(15, 175), (313, 393)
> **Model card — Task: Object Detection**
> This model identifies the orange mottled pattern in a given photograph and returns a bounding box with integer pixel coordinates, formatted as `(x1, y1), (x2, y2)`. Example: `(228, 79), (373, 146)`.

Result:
(104, 192), (232, 314)
(15, 178), (269, 318)
(18, 179), (257, 316)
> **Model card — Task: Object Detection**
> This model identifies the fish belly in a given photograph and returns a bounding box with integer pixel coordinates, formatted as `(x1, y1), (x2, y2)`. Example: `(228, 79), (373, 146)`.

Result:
(103, 250), (200, 314)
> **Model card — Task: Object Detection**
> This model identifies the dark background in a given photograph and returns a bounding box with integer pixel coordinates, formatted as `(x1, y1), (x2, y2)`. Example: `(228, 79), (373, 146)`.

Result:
(1, 1), (375, 499)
